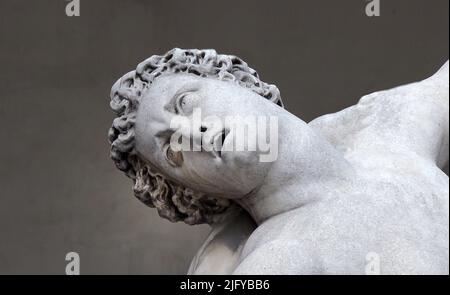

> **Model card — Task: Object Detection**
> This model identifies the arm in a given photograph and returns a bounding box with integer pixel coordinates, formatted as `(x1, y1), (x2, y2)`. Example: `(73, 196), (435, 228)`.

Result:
(310, 61), (449, 170)
(187, 207), (256, 275)
(232, 240), (320, 275)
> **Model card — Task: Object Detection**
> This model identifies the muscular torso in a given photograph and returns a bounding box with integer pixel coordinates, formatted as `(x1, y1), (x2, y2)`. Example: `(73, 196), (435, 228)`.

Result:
(191, 165), (448, 274)
(233, 167), (449, 274)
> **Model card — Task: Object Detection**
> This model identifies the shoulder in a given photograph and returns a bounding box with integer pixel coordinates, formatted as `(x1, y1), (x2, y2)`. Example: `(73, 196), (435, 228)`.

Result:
(233, 238), (321, 275)
(232, 210), (326, 275)
(188, 209), (256, 275)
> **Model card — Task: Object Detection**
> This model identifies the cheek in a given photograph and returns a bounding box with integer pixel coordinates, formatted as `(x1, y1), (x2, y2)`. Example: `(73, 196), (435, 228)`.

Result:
(168, 149), (269, 196)
(222, 150), (259, 168)
(174, 153), (240, 194)
(180, 152), (220, 180)
(223, 151), (271, 189)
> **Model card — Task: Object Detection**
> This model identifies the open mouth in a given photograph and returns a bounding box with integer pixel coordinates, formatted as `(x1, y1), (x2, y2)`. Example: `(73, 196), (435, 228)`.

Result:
(211, 129), (229, 158)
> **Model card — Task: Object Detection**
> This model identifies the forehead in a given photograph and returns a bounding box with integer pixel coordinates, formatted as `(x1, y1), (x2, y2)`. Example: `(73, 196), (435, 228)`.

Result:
(148, 73), (207, 92)
(141, 72), (264, 109)
(146, 72), (248, 96)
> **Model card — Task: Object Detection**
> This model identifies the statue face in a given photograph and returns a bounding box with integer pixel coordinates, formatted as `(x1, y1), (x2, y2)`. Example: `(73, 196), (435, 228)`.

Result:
(134, 73), (279, 199)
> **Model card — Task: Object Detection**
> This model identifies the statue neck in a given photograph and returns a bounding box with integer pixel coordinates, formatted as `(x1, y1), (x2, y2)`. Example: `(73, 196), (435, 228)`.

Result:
(236, 112), (355, 225)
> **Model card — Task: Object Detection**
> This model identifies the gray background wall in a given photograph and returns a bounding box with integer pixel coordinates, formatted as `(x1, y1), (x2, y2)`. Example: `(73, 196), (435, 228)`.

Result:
(0, 0), (448, 274)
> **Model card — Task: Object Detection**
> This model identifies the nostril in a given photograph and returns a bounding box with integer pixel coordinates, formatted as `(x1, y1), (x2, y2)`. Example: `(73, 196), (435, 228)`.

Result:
(200, 126), (208, 132)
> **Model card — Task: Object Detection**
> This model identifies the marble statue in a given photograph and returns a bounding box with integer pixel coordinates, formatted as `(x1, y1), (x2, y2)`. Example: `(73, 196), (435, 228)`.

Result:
(108, 48), (449, 275)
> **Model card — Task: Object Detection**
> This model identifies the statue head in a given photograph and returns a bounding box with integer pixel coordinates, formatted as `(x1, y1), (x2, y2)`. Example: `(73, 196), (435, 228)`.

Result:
(108, 48), (283, 225)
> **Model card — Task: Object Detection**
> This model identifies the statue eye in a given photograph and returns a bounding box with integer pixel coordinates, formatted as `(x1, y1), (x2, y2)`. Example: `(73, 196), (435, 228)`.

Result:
(164, 144), (184, 167)
(176, 92), (199, 115)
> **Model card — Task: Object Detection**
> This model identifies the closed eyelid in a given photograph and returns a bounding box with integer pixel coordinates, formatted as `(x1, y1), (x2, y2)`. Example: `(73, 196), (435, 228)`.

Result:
(164, 84), (201, 113)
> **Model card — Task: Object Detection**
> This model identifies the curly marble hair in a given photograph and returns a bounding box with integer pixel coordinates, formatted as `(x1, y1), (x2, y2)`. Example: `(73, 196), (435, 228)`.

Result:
(108, 48), (283, 225)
